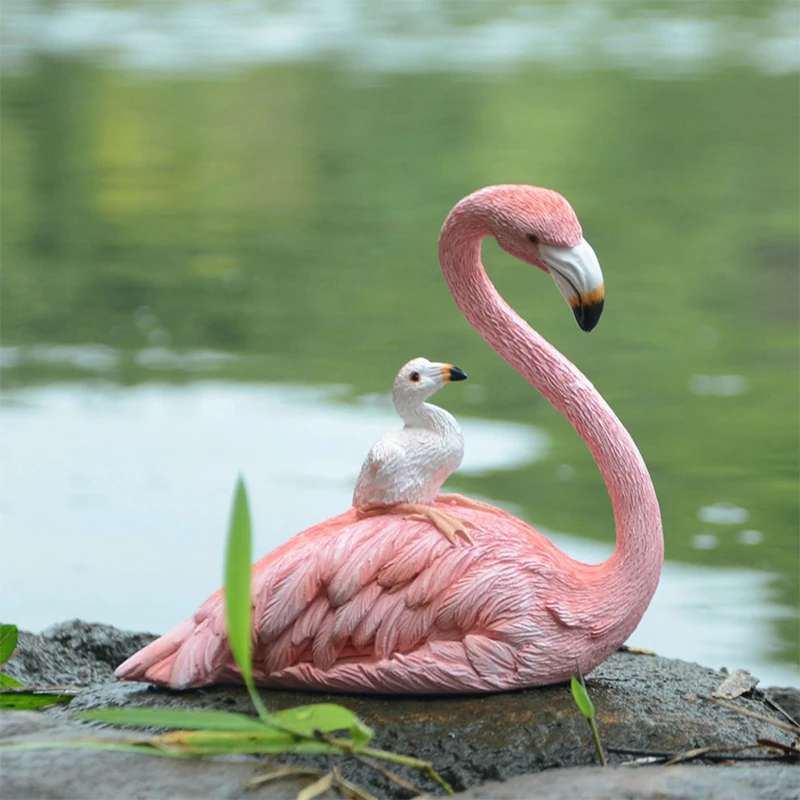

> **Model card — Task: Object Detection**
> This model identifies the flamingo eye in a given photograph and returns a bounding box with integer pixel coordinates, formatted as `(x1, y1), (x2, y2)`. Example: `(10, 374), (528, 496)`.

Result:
(409, 371), (421, 383)
(528, 234), (539, 244)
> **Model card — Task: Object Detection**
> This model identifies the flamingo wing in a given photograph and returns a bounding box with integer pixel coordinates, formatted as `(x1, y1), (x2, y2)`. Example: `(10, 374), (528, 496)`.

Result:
(250, 513), (543, 692)
(118, 505), (557, 693)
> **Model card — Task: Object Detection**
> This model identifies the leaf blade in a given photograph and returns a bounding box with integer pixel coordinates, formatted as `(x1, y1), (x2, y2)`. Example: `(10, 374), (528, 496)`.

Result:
(297, 771), (334, 800)
(267, 704), (373, 742)
(224, 477), (253, 687)
(570, 675), (595, 718)
(0, 673), (25, 689)
(223, 476), (270, 720)
(150, 729), (339, 756)
(0, 740), (196, 759)
(0, 624), (18, 665)
(76, 708), (271, 732)
(0, 693), (74, 710)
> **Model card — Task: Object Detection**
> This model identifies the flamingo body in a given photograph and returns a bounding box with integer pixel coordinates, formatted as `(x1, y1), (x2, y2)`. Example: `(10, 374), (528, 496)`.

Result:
(116, 501), (637, 692)
(116, 185), (663, 693)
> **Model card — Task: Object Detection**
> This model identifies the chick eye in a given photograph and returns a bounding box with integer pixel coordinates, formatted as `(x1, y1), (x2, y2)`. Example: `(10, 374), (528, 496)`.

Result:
(528, 234), (539, 244)
(409, 371), (421, 383)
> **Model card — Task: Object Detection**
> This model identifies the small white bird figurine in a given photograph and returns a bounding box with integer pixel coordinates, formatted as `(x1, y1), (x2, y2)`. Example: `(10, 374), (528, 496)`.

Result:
(353, 357), (474, 544)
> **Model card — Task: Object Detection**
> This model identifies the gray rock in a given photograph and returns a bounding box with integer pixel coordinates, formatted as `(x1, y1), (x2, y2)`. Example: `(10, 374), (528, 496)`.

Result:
(4, 620), (157, 687)
(446, 764), (800, 800)
(0, 712), (332, 800)
(1, 620), (797, 799)
(766, 686), (800, 723)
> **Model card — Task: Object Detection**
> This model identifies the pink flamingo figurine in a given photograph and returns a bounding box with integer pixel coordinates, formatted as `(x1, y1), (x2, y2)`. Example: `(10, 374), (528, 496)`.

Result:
(116, 185), (663, 693)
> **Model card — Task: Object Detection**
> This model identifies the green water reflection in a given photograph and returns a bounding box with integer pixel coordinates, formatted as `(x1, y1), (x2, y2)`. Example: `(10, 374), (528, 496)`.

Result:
(2, 27), (798, 669)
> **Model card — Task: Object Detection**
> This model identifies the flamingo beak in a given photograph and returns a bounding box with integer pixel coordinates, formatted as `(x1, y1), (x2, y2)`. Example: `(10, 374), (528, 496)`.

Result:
(441, 365), (468, 382)
(569, 288), (605, 333)
(538, 237), (605, 332)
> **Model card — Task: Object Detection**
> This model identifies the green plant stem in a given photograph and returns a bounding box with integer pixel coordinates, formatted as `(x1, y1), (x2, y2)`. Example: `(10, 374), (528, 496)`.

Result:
(0, 740), (193, 758)
(331, 767), (379, 800)
(325, 737), (454, 795)
(243, 680), (271, 723)
(352, 752), (422, 795)
(587, 717), (607, 766)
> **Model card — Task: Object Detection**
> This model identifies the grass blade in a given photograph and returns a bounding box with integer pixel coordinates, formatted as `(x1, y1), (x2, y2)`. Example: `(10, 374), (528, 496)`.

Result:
(224, 476), (269, 720)
(0, 673), (25, 689)
(570, 675), (595, 718)
(150, 729), (339, 756)
(224, 477), (253, 683)
(76, 708), (270, 732)
(0, 624), (18, 664)
(267, 704), (374, 743)
(297, 771), (334, 800)
(0, 740), (194, 758)
(570, 669), (606, 767)
(0, 692), (74, 710)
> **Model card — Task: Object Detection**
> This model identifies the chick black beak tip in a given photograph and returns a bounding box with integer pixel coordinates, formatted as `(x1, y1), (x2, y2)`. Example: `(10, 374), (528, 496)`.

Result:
(449, 366), (468, 382)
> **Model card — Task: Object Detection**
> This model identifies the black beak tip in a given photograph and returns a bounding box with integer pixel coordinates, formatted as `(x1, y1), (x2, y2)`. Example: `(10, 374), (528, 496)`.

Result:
(449, 366), (468, 382)
(573, 298), (604, 332)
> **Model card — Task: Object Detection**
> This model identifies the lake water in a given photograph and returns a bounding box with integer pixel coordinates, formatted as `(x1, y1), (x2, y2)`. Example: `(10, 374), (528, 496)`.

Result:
(1, 1), (798, 687)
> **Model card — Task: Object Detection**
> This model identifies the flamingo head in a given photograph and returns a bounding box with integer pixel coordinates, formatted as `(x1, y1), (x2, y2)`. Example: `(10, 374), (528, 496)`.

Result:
(392, 357), (467, 414)
(483, 185), (605, 332)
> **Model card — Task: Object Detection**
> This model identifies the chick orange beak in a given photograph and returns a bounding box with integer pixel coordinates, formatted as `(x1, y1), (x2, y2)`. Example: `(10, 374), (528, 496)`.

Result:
(441, 365), (468, 382)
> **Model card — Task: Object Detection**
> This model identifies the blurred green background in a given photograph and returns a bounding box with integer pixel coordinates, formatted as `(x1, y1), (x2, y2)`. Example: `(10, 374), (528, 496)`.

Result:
(2, 1), (798, 677)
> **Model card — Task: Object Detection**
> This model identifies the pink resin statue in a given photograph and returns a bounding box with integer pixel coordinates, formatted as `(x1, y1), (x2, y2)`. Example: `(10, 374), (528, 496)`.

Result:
(116, 185), (663, 693)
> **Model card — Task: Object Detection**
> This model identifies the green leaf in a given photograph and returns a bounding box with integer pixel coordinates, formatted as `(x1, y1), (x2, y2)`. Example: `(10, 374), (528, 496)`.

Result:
(570, 675), (595, 719)
(76, 708), (271, 732)
(350, 716), (374, 749)
(0, 672), (25, 689)
(223, 476), (270, 721)
(0, 624), (18, 665)
(151, 729), (339, 756)
(267, 704), (374, 746)
(0, 740), (194, 759)
(225, 477), (253, 686)
(0, 693), (73, 710)
(74, 705), (375, 752)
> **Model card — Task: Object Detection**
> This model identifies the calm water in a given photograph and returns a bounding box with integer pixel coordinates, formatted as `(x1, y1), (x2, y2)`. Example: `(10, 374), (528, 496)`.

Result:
(1, 1), (798, 686)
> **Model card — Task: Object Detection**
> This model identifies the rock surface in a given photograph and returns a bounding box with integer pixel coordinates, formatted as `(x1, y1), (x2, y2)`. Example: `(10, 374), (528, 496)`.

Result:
(446, 763), (800, 800)
(6, 620), (157, 687)
(1, 620), (798, 799)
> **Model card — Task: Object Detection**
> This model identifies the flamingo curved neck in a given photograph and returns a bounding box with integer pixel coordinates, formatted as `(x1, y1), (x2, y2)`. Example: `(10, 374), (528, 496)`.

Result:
(438, 206), (663, 638)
